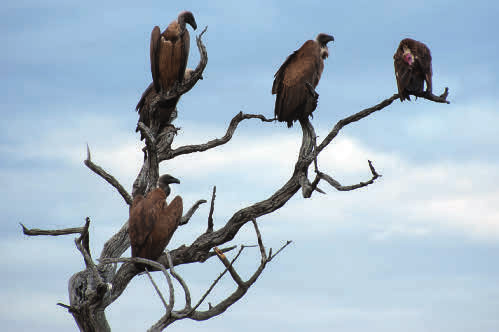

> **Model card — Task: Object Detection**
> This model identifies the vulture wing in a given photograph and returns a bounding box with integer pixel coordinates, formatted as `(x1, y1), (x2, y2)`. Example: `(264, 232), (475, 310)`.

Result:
(394, 53), (411, 101)
(414, 42), (432, 92)
(148, 195), (183, 261)
(273, 40), (322, 127)
(150, 26), (162, 93)
(129, 189), (166, 258)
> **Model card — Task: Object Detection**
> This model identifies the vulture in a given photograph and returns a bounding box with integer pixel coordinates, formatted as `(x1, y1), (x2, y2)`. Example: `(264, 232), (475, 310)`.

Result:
(129, 174), (183, 266)
(272, 33), (334, 127)
(151, 11), (197, 94)
(135, 11), (197, 140)
(393, 38), (433, 102)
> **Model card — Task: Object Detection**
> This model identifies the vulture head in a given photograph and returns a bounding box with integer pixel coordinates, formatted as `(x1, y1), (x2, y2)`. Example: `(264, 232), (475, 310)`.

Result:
(402, 46), (414, 65)
(158, 174), (180, 198)
(316, 33), (334, 59)
(178, 11), (197, 30)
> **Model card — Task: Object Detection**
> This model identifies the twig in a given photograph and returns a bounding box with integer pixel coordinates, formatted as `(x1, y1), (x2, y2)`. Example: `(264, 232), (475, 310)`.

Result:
(411, 87), (450, 104)
(206, 186), (216, 233)
(190, 246), (245, 313)
(251, 219), (267, 262)
(165, 251), (191, 312)
(145, 268), (168, 310)
(180, 199), (208, 226)
(84, 144), (133, 206)
(317, 160), (381, 191)
(75, 218), (102, 285)
(268, 240), (293, 261)
(20, 223), (85, 236)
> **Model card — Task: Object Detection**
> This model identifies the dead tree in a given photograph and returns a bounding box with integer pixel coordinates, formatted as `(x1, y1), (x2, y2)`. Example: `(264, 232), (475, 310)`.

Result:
(20, 26), (450, 331)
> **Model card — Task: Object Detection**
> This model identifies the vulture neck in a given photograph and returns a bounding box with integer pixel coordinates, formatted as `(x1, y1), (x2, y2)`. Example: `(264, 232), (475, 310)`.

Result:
(316, 37), (330, 59)
(160, 184), (171, 199)
(320, 45), (329, 59)
(177, 14), (187, 30)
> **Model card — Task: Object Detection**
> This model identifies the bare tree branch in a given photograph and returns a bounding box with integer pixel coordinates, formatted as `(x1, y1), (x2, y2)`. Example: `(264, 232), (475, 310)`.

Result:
(316, 160), (381, 192)
(160, 112), (275, 161)
(20, 223), (86, 236)
(165, 250), (191, 312)
(317, 87), (449, 154)
(189, 246), (245, 314)
(206, 186), (216, 233)
(145, 268), (169, 310)
(412, 87), (450, 104)
(84, 144), (133, 205)
(180, 199), (208, 226)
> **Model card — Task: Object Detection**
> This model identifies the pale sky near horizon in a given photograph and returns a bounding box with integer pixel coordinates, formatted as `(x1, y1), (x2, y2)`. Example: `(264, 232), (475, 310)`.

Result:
(2, 1), (499, 331)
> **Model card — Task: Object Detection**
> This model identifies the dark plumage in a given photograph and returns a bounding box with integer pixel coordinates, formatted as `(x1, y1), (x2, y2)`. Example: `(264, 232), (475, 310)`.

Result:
(135, 11), (197, 140)
(129, 174), (183, 266)
(393, 38), (433, 101)
(272, 33), (334, 127)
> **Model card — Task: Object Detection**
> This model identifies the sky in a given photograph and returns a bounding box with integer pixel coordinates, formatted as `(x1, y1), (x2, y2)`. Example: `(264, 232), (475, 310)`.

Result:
(1, 0), (499, 331)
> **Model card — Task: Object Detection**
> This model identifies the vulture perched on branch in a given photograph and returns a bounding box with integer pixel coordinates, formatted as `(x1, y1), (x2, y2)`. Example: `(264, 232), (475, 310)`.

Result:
(272, 33), (334, 127)
(135, 11), (197, 140)
(129, 174), (183, 266)
(393, 38), (433, 102)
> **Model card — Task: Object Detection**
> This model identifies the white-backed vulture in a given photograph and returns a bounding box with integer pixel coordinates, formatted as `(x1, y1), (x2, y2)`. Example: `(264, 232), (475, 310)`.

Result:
(272, 33), (334, 127)
(135, 11), (197, 140)
(129, 174), (183, 267)
(393, 38), (433, 102)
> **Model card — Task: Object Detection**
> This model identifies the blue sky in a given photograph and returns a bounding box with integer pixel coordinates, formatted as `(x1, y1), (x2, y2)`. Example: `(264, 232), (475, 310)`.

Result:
(2, 0), (499, 331)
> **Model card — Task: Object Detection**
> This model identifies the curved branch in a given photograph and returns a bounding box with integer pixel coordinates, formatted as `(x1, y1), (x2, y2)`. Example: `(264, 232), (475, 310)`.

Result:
(317, 87), (450, 154)
(160, 112), (275, 161)
(180, 199), (207, 226)
(84, 144), (133, 205)
(317, 160), (381, 191)
(412, 87), (450, 104)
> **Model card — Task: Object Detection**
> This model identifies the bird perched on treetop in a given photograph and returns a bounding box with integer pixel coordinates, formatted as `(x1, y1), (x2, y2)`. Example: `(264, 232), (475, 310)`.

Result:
(272, 33), (334, 127)
(393, 38), (433, 102)
(135, 11), (197, 140)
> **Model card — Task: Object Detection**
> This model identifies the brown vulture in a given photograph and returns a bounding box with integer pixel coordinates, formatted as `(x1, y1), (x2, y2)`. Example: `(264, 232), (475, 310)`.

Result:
(129, 174), (183, 266)
(393, 38), (433, 102)
(135, 11), (197, 140)
(272, 33), (334, 127)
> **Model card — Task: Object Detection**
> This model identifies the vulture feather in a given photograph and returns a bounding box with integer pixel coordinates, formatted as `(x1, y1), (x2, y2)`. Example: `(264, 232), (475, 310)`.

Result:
(135, 11), (197, 140)
(393, 38), (433, 101)
(129, 174), (183, 267)
(272, 33), (334, 127)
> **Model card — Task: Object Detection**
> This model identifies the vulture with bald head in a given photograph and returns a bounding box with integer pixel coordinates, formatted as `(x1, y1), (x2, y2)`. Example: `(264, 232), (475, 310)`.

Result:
(129, 174), (183, 266)
(272, 33), (334, 127)
(393, 38), (433, 102)
(135, 11), (197, 140)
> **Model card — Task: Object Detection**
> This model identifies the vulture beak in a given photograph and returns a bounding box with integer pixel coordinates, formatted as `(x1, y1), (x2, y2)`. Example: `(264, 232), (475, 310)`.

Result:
(170, 176), (180, 184)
